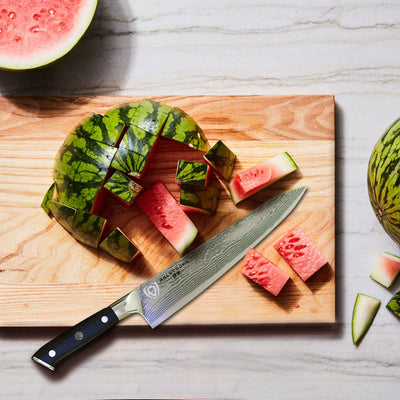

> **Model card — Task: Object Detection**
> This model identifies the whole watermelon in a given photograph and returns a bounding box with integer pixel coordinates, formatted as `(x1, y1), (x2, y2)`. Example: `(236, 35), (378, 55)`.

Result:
(368, 117), (400, 245)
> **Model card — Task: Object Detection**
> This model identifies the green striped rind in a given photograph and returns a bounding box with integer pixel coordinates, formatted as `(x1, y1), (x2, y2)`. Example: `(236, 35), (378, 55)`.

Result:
(204, 140), (236, 180)
(71, 210), (107, 248)
(99, 228), (140, 263)
(368, 117), (400, 246)
(54, 134), (117, 212)
(48, 200), (106, 248)
(120, 125), (158, 157)
(386, 290), (400, 316)
(133, 100), (172, 135)
(180, 184), (220, 215)
(103, 102), (140, 138)
(48, 200), (76, 232)
(111, 146), (148, 178)
(176, 160), (210, 186)
(41, 182), (56, 215)
(74, 113), (120, 147)
(104, 170), (142, 206)
(161, 107), (209, 151)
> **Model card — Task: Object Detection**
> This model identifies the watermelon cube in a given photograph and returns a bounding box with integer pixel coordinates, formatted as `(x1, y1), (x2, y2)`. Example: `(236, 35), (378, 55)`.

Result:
(274, 226), (327, 281)
(241, 249), (290, 296)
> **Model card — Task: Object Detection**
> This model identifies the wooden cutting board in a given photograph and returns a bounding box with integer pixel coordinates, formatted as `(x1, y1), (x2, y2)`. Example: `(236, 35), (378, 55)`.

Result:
(0, 95), (335, 327)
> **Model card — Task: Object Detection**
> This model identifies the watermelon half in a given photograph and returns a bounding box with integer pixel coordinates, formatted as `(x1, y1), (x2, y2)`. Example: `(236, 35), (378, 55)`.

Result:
(274, 226), (327, 281)
(0, 0), (98, 70)
(241, 249), (289, 296)
(228, 152), (298, 205)
(43, 100), (209, 261)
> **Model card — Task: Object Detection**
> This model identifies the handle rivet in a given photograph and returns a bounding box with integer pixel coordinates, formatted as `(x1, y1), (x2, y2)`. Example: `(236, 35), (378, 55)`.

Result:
(101, 316), (108, 323)
(48, 350), (56, 358)
(74, 331), (84, 341)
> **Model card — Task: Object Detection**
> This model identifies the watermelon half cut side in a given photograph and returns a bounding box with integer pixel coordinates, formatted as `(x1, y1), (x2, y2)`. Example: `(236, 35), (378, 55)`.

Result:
(0, 0), (98, 70)
(370, 252), (400, 288)
(241, 249), (290, 296)
(137, 180), (198, 254)
(228, 152), (298, 205)
(274, 226), (327, 281)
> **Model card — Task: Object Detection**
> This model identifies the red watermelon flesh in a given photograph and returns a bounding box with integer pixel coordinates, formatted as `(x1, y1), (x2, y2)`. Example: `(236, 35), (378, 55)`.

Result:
(0, 0), (97, 70)
(274, 226), (327, 281)
(136, 180), (198, 254)
(228, 152), (298, 205)
(241, 249), (290, 296)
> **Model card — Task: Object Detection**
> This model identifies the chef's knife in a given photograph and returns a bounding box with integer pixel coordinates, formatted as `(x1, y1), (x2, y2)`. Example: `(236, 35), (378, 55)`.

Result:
(32, 186), (307, 371)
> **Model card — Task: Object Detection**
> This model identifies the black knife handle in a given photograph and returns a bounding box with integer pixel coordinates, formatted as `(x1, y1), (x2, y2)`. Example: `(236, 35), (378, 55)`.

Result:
(32, 307), (119, 371)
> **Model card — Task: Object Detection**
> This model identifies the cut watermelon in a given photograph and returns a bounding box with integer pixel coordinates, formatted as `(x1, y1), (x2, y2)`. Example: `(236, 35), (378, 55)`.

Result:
(228, 152), (298, 204)
(41, 182), (56, 215)
(99, 228), (140, 263)
(204, 140), (236, 181)
(136, 180), (198, 254)
(179, 185), (220, 215)
(0, 0), (98, 70)
(175, 160), (210, 186)
(352, 293), (380, 345)
(241, 249), (289, 296)
(274, 226), (327, 281)
(103, 170), (142, 207)
(370, 252), (400, 288)
(386, 290), (400, 316)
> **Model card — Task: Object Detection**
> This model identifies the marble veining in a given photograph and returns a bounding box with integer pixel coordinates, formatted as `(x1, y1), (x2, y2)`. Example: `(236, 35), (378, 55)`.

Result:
(1, 0), (400, 398)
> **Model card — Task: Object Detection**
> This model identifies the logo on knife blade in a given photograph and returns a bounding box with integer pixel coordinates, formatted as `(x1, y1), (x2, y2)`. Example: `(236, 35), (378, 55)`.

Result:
(143, 282), (160, 299)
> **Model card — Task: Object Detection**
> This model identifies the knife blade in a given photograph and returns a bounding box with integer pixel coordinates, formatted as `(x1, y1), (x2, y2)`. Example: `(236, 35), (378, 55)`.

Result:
(32, 186), (307, 371)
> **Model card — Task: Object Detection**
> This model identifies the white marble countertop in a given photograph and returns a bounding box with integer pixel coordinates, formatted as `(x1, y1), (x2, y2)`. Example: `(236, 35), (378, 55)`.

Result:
(2, 1), (400, 399)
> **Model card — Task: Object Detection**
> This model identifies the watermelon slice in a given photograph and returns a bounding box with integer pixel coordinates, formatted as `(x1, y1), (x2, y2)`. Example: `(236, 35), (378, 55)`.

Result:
(228, 152), (298, 204)
(175, 160), (210, 186)
(352, 293), (380, 345)
(370, 252), (400, 288)
(179, 184), (220, 215)
(0, 0), (98, 70)
(274, 226), (327, 281)
(241, 249), (290, 296)
(204, 140), (236, 180)
(137, 180), (198, 254)
(99, 228), (140, 263)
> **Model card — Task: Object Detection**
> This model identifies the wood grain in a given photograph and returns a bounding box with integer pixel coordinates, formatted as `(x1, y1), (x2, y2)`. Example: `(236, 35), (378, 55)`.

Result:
(0, 95), (335, 326)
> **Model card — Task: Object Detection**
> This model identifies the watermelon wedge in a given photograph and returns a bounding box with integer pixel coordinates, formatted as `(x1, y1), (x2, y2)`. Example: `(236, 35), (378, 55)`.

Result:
(137, 180), (198, 254)
(274, 226), (327, 281)
(228, 152), (298, 204)
(370, 252), (400, 288)
(352, 293), (380, 345)
(0, 0), (98, 70)
(242, 249), (289, 296)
